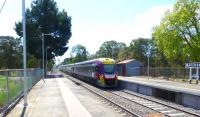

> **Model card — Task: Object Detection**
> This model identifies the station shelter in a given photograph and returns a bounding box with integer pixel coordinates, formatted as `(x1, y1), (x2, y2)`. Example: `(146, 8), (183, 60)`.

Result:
(116, 59), (143, 76)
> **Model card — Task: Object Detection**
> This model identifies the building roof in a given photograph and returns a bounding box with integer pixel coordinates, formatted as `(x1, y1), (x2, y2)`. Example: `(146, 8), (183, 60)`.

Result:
(117, 59), (135, 64)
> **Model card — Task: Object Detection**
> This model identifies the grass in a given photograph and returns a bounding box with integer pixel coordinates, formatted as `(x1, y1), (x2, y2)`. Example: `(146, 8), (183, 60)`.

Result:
(0, 91), (6, 107)
(0, 75), (22, 108)
(0, 76), (6, 89)
(0, 75), (6, 107)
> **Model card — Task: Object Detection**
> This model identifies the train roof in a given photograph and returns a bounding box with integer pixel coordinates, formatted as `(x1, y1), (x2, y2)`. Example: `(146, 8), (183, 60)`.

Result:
(63, 58), (115, 66)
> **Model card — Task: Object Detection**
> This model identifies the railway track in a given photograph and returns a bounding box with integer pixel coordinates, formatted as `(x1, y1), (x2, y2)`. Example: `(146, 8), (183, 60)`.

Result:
(67, 76), (141, 117)
(109, 90), (200, 117)
(65, 74), (200, 117)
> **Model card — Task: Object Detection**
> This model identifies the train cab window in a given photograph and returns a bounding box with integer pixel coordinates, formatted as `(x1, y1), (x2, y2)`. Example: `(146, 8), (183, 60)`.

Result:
(103, 64), (115, 74)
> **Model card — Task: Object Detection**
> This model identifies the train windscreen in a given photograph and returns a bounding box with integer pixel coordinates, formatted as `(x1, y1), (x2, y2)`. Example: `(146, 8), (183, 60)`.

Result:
(103, 64), (115, 74)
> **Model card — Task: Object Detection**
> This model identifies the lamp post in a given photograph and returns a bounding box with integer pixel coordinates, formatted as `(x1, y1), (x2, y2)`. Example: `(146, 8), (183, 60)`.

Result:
(42, 33), (53, 81)
(22, 0), (27, 106)
(146, 43), (152, 79)
(45, 47), (50, 75)
(147, 51), (150, 77)
(112, 47), (113, 59)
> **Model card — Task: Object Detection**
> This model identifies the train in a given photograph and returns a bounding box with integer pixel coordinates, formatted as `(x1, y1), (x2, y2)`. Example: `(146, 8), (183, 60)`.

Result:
(60, 58), (118, 87)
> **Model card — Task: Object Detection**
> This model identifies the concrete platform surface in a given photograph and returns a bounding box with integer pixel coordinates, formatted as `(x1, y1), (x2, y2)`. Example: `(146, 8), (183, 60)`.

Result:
(6, 78), (91, 117)
(119, 76), (200, 96)
(61, 76), (122, 117)
(6, 76), (121, 117)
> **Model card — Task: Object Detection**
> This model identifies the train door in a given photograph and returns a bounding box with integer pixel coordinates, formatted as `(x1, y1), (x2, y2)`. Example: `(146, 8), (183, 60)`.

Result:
(122, 64), (126, 76)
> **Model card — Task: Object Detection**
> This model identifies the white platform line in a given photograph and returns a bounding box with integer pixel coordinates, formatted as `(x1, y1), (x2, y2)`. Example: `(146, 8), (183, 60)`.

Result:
(58, 79), (92, 117)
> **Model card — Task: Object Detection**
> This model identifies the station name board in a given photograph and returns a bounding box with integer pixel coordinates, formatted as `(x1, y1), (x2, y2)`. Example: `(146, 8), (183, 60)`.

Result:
(185, 62), (200, 68)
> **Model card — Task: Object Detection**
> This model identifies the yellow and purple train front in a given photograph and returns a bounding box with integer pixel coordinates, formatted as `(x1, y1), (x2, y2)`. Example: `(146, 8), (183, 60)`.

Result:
(94, 58), (118, 87)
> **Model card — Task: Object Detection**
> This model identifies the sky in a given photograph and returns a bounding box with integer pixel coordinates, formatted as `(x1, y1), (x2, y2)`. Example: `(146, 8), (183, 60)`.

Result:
(0, 0), (175, 63)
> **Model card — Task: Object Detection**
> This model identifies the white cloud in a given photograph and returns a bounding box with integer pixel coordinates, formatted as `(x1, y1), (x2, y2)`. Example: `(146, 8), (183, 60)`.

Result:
(0, 0), (32, 36)
(57, 5), (173, 63)
(132, 5), (173, 38)
(0, 1), (172, 64)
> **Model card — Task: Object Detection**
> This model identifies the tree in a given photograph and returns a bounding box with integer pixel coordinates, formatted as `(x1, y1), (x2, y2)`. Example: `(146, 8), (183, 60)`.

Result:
(116, 47), (132, 62)
(70, 44), (88, 63)
(0, 36), (22, 69)
(128, 38), (156, 66)
(87, 54), (98, 60)
(47, 59), (55, 71)
(27, 54), (39, 68)
(96, 40), (126, 59)
(115, 38), (169, 67)
(153, 0), (200, 64)
(15, 0), (72, 66)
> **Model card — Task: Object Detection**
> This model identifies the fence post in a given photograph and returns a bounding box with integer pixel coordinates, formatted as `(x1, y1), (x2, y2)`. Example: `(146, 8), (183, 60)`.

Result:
(34, 69), (36, 85)
(189, 68), (192, 84)
(6, 70), (10, 103)
(31, 69), (33, 87)
(196, 67), (199, 84)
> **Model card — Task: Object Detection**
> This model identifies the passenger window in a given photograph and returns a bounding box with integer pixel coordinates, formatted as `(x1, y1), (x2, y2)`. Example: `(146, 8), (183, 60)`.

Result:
(95, 66), (99, 72)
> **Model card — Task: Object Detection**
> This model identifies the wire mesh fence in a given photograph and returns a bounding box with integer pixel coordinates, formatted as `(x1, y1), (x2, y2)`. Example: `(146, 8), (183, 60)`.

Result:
(117, 67), (193, 80)
(0, 68), (42, 111)
(140, 67), (189, 79)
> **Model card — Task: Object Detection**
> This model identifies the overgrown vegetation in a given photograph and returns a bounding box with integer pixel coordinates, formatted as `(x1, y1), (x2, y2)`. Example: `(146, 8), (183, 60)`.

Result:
(0, 75), (22, 107)
(153, 0), (200, 63)
(0, 36), (22, 69)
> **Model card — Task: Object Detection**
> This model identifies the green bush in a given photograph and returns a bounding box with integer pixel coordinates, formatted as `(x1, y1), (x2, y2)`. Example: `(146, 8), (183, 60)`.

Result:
(0, 91), (6, 107)
(0, 76), (22, 107)
(9, 80), (22, 100)
(0, 76), (6, 89)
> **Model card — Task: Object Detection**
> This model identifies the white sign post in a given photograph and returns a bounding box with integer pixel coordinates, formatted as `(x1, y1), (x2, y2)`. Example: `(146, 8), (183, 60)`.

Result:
(185, 62), (200, 84)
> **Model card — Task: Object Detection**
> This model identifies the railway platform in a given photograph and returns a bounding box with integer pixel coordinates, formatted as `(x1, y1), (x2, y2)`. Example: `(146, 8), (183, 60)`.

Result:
(5, 75), (121, 117)
(6, 77), (92, 117)
(119, 76), (200, 110)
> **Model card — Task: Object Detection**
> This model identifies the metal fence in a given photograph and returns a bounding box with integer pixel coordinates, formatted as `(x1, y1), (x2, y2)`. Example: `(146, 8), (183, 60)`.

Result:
(121, 67), (191, 79)
(140, 67), (190, 79)
(0, 68), (42, 111)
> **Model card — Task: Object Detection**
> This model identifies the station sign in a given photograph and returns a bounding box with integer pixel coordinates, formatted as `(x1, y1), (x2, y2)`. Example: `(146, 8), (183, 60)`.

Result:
(185, 62), (200, 68)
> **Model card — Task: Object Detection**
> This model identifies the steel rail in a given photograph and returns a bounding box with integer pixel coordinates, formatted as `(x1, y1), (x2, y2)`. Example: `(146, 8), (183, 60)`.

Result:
(67, 75), (141, 117)
(120, 90), (199, 117)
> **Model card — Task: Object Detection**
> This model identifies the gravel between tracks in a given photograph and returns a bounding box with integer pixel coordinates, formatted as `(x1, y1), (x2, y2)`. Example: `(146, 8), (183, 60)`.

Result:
(122, 89), (200, 116)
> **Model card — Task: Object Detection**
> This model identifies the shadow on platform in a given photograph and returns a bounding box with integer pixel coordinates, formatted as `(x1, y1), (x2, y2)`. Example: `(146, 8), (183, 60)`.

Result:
(20, 106), (27, 117)
(45, 74), (64, 78)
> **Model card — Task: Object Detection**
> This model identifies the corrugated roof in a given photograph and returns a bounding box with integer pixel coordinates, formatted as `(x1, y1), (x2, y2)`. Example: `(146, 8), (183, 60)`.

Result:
(117, 59), (135, 64)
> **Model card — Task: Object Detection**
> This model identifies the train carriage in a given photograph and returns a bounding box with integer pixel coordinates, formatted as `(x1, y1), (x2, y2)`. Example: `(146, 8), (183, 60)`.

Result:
(60, 58), (118, 87)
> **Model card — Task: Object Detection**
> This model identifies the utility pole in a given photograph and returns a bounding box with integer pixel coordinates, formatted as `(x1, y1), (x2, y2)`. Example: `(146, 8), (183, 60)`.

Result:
(147, 43), (151, 79)
(112, 47), (113, 59)
(147, 52), (150, 77)
(22, 0), (27, 106)
(45, 47), (49, 75)
(42, 33), (53, 80)
(42, 33), (45, 82)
